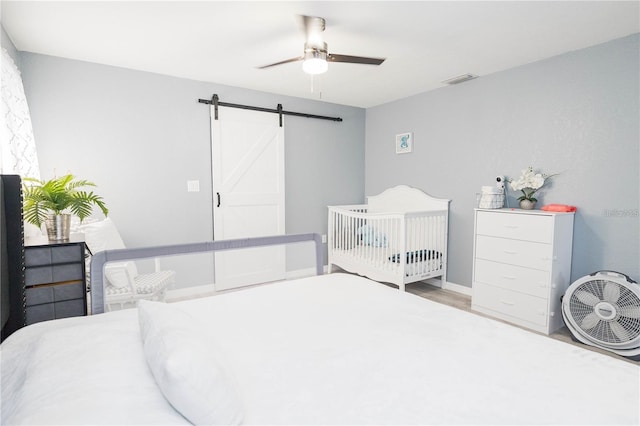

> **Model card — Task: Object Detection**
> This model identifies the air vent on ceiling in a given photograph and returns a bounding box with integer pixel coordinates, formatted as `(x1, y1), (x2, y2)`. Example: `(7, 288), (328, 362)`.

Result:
(442, 74), (478, 85)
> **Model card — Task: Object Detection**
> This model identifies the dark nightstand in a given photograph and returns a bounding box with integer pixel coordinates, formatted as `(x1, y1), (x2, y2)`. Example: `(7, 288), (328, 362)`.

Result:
(24, 240), (88, 324)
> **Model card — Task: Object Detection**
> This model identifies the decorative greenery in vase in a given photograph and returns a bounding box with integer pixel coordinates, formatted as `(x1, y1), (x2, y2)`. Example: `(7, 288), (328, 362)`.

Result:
(509, 167), (555, 209)
(23, 174), (109, 229)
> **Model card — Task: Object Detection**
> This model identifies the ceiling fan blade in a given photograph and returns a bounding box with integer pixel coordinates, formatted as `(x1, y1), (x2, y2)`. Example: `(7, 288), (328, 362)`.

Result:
(257, 56), (304, 69)
(327, 54), (385, 66)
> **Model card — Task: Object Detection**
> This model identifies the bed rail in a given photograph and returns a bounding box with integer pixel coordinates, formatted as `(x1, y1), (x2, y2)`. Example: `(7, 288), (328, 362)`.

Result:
(91, 233), (324, 314)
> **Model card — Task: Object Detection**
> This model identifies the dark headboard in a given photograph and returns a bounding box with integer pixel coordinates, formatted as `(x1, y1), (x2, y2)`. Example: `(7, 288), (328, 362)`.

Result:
(0, 175), (25, 342)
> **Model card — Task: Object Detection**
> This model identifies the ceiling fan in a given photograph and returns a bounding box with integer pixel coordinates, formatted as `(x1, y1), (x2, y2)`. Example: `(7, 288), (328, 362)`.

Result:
(258, 15), (386, 75)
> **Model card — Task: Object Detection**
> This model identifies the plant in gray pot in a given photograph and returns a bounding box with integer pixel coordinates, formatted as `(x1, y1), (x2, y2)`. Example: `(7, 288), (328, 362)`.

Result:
(23, 174), (109, 242)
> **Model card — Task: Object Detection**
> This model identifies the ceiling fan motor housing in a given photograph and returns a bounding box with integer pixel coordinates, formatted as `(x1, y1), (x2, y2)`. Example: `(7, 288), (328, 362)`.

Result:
(304, 42), (328, 60)
(562, 270), (640, 359)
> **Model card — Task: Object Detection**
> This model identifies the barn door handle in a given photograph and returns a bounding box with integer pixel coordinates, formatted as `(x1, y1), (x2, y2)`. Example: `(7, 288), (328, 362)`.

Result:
(216, 192), (221, 207)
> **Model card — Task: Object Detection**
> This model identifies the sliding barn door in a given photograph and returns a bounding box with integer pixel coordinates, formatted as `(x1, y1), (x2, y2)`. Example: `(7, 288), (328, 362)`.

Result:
(211, 106), (285, 290)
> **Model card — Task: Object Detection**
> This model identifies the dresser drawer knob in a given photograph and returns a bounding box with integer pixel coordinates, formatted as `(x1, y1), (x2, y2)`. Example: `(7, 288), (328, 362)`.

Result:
(500, 299), (515, 306)
(504, 250), (517, 255)
(504, 225), (519, 229)
(502, 275), (517, 280)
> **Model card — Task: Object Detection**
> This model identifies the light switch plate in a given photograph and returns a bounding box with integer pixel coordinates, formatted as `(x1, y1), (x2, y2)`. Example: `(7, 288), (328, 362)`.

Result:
(187, 180), (200, 192)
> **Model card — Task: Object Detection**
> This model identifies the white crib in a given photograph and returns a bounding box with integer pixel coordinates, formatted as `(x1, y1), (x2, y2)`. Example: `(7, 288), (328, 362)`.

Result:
(328, 185), (450, 291)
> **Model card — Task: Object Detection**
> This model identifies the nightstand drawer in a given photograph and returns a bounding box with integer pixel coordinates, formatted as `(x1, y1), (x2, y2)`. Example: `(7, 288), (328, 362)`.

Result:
(24, 247), (53, 267)
(25, 264), (84, 285)
(473, 282), (548, 327)
(475, 235), (552, 271)
(476, 211), (553, 243)
(54, 299), (86, 319)
(26, 304), (55, 324)
(25, 245), (84, 266)
(26, 286), (54, 305)
(25, 299), (86, 324)
(474, 259), (550, 298)
(52, 263), (83, 282)
(51, 245), (83, 263)
(25, 267), (54, 286)
(54, 282), (85, 301)
(26, 282), (85, 305)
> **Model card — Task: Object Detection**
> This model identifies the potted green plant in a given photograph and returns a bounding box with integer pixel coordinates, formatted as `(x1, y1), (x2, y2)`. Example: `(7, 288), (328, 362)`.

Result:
(23, 174), (109, 241)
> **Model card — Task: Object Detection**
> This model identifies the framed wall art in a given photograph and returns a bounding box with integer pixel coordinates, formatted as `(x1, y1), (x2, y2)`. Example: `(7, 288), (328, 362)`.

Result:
(395, 132), (413, 154)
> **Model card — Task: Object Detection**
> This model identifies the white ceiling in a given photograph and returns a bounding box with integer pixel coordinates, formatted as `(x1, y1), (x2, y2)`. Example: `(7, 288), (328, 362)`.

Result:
(2, 1), (639, 108)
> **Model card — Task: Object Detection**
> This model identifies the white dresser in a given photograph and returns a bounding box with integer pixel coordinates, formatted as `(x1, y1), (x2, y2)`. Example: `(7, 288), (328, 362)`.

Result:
(472, 208), (575, 335)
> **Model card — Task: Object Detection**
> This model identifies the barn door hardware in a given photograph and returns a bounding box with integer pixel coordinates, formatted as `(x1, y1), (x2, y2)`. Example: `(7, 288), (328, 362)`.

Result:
(198, 94), (342, 126)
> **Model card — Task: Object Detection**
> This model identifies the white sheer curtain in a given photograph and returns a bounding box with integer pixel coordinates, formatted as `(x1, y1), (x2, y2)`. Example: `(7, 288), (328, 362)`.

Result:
(1, 47), (40, 179)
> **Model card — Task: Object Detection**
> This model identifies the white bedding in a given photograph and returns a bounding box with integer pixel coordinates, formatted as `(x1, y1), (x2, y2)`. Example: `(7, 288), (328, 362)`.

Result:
(2, 273), (639, 425)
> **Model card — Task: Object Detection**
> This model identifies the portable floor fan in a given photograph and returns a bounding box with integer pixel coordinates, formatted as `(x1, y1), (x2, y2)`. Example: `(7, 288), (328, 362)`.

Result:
(562, 270), (640, 360)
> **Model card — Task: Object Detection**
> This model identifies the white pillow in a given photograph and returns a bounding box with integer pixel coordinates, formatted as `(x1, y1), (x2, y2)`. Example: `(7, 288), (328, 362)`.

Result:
(138, 300), (244, 425)
(78, 218), (126, 254)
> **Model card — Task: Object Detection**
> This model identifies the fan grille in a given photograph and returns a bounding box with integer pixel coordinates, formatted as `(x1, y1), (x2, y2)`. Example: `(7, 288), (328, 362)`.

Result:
(568, 279), (640, 345)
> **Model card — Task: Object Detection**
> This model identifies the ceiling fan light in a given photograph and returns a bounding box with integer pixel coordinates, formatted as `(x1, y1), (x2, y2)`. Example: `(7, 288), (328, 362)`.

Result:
(303, 57), (328, 75)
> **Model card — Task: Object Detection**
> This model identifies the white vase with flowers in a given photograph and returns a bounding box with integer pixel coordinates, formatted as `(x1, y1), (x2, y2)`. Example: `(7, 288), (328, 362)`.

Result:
(509, 167), (555, 210)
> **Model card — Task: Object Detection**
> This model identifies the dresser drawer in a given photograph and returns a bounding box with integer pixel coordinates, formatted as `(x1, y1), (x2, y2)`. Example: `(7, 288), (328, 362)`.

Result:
(474, 259), (550, 298)
(475, 235), (552, 271)
(473, 282), (549, 327)
(476, 211), (553, 243)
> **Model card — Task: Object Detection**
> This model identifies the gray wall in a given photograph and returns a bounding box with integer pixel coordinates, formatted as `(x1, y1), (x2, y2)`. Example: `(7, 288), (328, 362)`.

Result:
(366, 34), (639, 287)
(19, 53), (365, 254)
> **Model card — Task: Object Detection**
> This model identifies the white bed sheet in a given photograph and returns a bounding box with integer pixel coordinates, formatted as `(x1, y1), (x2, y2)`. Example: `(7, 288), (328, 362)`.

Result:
(2, 273), (639, 425)
(1, 308), (189, 425)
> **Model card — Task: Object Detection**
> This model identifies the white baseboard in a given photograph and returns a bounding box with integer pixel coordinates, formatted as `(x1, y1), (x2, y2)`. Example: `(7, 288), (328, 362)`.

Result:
(443, 281), (472, 296)
(424, 278), (472, 296)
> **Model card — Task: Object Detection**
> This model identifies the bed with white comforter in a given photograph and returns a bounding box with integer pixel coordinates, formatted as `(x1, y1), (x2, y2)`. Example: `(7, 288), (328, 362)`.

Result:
(2, 273), (639, 425)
